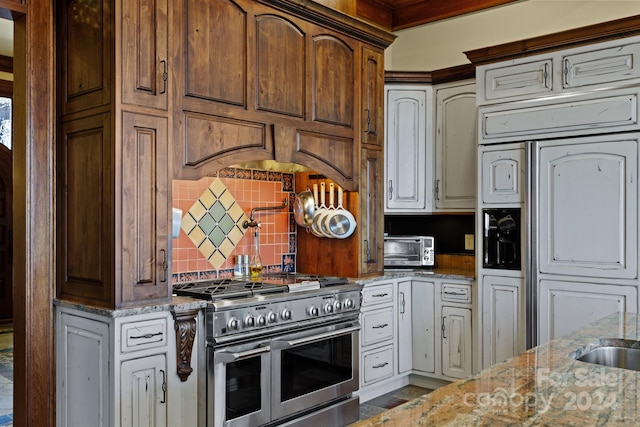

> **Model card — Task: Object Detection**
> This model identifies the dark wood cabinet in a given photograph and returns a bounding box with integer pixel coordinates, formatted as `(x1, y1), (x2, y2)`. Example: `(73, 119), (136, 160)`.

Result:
(57, 0), (171, 308)
(361, 46), (385, 148)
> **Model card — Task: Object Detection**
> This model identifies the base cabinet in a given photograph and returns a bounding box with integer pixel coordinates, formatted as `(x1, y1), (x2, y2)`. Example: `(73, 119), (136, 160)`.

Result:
(441, 306), (472, 379)
(411, 279), (436, 374)
(56, 305), (199, 427)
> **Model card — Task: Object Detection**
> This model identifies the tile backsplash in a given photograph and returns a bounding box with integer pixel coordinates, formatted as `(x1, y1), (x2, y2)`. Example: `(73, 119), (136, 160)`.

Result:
(172, 167), (296, 283)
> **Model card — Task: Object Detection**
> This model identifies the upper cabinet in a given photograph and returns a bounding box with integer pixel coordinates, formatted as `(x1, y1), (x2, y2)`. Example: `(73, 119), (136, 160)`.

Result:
(434, 81), (477, 210)
(168, 0), (392, 192)
(384, 76), (477, 213)
(384, 86), (432, 212)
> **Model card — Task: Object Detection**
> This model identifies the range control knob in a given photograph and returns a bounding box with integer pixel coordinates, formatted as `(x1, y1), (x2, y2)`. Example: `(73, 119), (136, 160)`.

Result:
(281, 309), (292, 321)
(256, 315), (266, 327)
(324, 303), (334, 314)
(334, 301), (343, 311)
(308, 306), (319, 317)
(244, 315), (255, 328)
(268, 312), (277, 323)
(227, 317), (239, 331)
(343, 298), (354, 309)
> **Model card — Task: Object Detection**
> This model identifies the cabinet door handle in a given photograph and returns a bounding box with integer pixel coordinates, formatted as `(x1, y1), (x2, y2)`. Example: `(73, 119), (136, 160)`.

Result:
(562, 58), (569, 86)
(388, 180), (393, 200)
(373, 362), (389, 369)
(160, 369), (167, 404)
(435, 179), (440, 201)
(364, 108), (371, 133)
(160, 249), (168, 282)
(130, 331), (163, 340)
(160, 60), (168, 94)
(441, 316), (447, 339)
(372, 323), (389, 329)
(543, 62), (550, 88)
(400, 291), (405, 314)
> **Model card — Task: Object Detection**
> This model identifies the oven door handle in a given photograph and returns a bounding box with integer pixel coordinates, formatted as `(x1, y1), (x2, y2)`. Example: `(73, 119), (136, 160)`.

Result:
(214, 345), (270, 363)
(272, 325), (360, 350)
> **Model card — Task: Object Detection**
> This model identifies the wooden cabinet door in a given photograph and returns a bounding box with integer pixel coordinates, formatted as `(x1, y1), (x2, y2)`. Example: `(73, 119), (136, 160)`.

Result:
(361, 46), (384, 148)
(385, 87), (430, 211)
(397, 280), (412, 374)
(441, 306), (472, 379)
(121, 0), (168, 110)
(538, 280), (637, 344)
(411, 280), (435, 374)
(120, 113), (170, 303)
(120, 354), (168, 427)
(480, 145), (524, 205)
(537, 135), (638, 279)
(360, 148), (383, 274)
(434, 81), (477, 210)
(481, 274), (524, 368)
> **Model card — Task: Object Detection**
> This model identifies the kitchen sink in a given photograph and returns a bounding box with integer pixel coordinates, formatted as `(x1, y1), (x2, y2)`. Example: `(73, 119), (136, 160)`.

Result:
(570, 339), (640, 371)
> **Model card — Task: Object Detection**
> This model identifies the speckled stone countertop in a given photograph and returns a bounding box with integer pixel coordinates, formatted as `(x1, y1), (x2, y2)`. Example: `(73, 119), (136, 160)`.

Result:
(352, 312), (640, 426)
(54, 296), (207, 318)
(356, 267), (475, 285)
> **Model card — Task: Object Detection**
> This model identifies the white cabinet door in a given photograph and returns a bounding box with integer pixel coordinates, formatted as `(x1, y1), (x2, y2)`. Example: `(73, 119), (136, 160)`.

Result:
(120, 354), (168, 427)
(411, 280), (435, 374)
(397, 280), (412, 374)
(563, 42), (640, 89)
(434, 81), (477, 210)
(480, 145), (524, 204)
(538, 135), (638, 279)
(481, 275), (524, 368)
(481, 59), (553, 103)
(539, 280), (638, 344)
(385, 87), (432, 212)
(441, 306), (472, 379)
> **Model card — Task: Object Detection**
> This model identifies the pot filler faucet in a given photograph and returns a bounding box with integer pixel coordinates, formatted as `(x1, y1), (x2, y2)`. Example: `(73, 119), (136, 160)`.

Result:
(242, 198), (289, 229)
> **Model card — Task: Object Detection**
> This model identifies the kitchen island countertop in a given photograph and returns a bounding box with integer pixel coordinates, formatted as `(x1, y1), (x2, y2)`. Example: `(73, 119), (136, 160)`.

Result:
(352, 311), (640, 426)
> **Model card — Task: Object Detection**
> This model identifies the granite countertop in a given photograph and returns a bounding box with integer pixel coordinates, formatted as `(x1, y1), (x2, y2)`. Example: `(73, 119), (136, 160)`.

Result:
(54, 296), (207, 318)
(352, 312), (640, 426)
(357, 267), (475, 284)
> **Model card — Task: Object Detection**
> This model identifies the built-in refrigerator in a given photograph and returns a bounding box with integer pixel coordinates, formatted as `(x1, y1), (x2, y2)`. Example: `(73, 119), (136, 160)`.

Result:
(476, 35), (640, 369)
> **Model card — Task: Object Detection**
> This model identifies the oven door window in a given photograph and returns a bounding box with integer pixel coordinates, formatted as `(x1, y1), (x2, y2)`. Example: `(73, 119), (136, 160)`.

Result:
(226, 357), (262, 419)
(384, 240), (421, 262)
(280, 332), (353, 401)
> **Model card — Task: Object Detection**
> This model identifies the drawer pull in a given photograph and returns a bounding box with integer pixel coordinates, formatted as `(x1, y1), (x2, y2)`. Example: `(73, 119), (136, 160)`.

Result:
(372, 323), (389, 329)
(373, 362), (389, 369)
(130, 332), (163, 340)
(444, 290), (467, 296)
(371, 293), (389, 298)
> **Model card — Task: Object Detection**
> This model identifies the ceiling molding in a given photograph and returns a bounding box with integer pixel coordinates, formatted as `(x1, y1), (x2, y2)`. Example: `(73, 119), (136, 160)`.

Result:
(356, 0), (519, 31)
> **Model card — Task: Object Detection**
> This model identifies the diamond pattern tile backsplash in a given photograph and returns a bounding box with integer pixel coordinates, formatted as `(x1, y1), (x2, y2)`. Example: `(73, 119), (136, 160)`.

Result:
(172, 169), (296, 281)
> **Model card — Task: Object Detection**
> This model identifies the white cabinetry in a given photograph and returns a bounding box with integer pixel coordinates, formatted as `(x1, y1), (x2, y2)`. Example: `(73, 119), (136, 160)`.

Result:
(397, 280), (413, 374)
(434, 81), (477, 210)
(441, 306), (472, 379)
(539, 280), (638, 343)
(384, 86), (432, 212)
(384, 81), (477, 213)
(480, 144), (524, 204)
(481, 274), (524, 367)
(56, 305), (200, 427)
(411, 279), (436, 374)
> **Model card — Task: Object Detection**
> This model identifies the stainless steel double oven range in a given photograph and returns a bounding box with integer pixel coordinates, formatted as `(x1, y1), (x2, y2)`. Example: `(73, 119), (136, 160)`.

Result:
(173, 273), (362, 427)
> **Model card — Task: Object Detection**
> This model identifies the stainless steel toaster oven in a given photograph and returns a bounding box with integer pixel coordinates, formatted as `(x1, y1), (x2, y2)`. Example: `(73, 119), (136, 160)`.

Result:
(384, 235), (435, 267)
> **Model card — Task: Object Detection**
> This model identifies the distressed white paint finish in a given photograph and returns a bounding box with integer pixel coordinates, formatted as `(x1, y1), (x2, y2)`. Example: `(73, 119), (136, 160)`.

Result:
(397, 280), (413, 374)
(384, 86), (433, 212)
(481, 275), (524, 369)
(441, 306), (472, 379)
(484, 59), (553, 102)
(538, 136), (638, 279)
(120, 355), (167, 427)
(481, 146), (524, 204)
(411, 279), (436, 374)
(563, 42), (640, 89)
(538, 280), (637, 344)
(434, 81), (477, 210)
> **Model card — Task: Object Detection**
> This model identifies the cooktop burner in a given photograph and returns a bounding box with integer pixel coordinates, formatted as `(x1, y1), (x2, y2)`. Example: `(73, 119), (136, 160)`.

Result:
(172, 273), (350, 301)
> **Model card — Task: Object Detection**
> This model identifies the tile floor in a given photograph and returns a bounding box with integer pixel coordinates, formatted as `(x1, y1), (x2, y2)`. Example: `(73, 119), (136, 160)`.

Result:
(0, 324), (12, 427)
(359, 385), (432, 420)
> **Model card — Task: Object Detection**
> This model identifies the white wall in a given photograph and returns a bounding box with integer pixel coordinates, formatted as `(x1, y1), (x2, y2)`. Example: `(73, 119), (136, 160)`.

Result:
(386, 0), (640, 71)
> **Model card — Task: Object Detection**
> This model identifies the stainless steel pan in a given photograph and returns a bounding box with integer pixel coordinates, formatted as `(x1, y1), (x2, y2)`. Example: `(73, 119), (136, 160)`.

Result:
(293, 188), (315, 227)
(327, 186), (356, 238)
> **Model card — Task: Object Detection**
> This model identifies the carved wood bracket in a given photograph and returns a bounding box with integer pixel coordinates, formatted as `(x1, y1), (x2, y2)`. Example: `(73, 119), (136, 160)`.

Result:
(171, 308), (200, 382)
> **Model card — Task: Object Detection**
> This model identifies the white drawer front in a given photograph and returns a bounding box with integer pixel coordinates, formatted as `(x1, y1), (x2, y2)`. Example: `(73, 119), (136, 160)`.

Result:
(564, 42), (640, 89)
(441, 284), (471, 304)
(361, 307), (394, 347)
(121, 317), (168, 353)
(362, 283), (394, 306)
(483, 59), (552, 102)
(362, 345), (394, 384)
